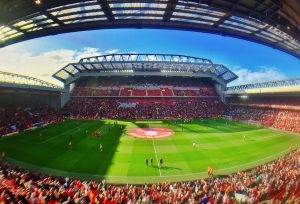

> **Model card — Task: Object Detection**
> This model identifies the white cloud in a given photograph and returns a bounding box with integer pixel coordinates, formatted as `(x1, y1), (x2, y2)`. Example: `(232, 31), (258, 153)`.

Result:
(229, 66), (287, 86)
(0, 47), (102, 86)
(105, 49), (119, 54)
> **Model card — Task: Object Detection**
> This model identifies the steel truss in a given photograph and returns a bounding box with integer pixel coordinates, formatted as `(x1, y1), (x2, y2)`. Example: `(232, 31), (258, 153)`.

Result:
(52, 53), (238, 85)
(0, 70), (62, 90)
(227, 78), (300, 92)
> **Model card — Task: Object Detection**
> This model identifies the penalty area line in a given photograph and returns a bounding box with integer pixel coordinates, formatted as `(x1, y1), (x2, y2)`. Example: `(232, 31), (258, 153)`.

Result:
(152, 138), (162, 177)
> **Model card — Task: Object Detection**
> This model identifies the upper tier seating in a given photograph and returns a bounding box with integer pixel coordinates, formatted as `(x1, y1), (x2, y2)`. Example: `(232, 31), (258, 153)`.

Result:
(72, 77), (218, 97)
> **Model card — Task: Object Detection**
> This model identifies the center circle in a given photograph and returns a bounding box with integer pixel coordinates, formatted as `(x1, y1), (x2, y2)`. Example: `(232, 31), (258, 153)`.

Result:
(128, 128), (174, 139)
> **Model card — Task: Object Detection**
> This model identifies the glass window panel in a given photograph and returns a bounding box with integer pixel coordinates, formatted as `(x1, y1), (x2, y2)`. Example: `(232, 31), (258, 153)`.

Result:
(26, 27), (43, 32)
(224, 20), (257, 31)
(288, 39), (300, 48)
(56, 71), (69, 80)
(42, 23), (59, 28)
(65, 17), (106, 24)
(81, 5), (101, 11)
(284, 41), (298, 50)
(58, 10), (105, 21)
(5, 32), (23, 40)
(3, 29), (17, 36)
(102, 64), (113, 69)
(261, 31), (283, 41)
(82, 64), (94, 70)
(30, 14), (47, 21)
(171, 17), (214, 25)
(113, 10), (164, 15)
(222, 72), (234, 80)
(230, 16), (265, 29)
(278, 42), (294, 50)
(51, 5), (101, 16)
(58, 14), (81, 21)
(0, 26), (12, 34)
(20, 23), (35, 30)
(176, 3), (225, 16)
(219, 24), (251, 33)
(82, 11), (105, 16)
(54, 7), (82, 15)
(178, 0), (209, 7)
(267, 26), (293, 41)
(65, 66), (79, 74)
(110, 2), (167, 9)
(173, 12), (219, 21)
(254, 33), (277, 42)
(13, 20), (31, 27)
(49, 1), (97, 12)
(115, 16), (162, 20)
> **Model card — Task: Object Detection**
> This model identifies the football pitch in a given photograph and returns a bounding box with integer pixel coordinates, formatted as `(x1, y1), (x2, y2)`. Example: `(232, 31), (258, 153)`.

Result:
(1, 119), (300, 184)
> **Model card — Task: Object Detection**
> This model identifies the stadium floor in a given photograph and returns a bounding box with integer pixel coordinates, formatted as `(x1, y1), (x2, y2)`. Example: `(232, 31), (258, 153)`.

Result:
(1, 119), (300, 184)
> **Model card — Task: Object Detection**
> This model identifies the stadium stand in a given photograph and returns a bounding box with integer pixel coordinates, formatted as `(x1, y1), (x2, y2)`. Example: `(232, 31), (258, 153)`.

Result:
(65, 98), (224, 120)
(225, 96), (300, 133)
(0, 148), (299, 203)
(71, 77), (218, 98)
(0, 106), (61, 137)
(0, 72), (62, 137)
(64, 75), (224, 120)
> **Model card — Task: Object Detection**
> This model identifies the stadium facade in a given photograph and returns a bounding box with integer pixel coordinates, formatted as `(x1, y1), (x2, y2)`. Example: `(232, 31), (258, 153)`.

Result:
(53, 53), (237, 107)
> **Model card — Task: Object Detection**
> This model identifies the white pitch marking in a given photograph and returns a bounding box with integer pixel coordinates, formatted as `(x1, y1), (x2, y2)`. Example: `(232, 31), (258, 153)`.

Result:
(152, 137), (162, 177)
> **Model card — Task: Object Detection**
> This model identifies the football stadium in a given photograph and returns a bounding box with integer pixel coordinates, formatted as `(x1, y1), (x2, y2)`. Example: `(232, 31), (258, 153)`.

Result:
(0, 0), (300, 203)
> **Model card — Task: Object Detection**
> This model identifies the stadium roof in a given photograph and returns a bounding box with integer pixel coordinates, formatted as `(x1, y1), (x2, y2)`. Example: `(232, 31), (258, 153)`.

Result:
(0, 70), (63, 92)
(53, 53), (238, 85)
(226, 78), (300, 95)
(0, 0), (300, 58)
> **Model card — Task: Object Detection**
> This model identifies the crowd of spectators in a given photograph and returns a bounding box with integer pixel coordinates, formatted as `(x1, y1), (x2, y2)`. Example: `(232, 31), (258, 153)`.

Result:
(65, 98), (224, 120)
(225, 105), (300, 133)
(0, 106), (62, 137)
(73, 87), (218, 97)
(72, 76), (217, 97)
(77, 76), (213, 88)
(0, 148), (299, 203)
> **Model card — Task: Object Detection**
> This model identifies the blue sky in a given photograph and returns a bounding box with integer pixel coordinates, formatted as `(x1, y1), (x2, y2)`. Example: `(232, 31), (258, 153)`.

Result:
(0, 29), (299, 86)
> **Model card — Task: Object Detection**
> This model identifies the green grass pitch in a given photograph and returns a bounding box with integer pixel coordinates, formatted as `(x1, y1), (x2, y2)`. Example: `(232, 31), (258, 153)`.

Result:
(1, 119), (300, 184)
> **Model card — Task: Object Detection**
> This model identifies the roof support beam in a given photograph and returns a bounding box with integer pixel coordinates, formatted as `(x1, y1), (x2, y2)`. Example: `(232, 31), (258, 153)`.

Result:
(40, 10), (65, 26)
(163, 0), (178, 22)
(80, 63), (90, 71)
(64, 69), (75, 77)
(213, 13), (231, 27)
(251, 25), (271, 36)
(72, 64), (82, 73)
(7, 25), (27, 35)
(218, 70), (228, 77)
(90, 63), (100, 72)
(52, 75), (66, 83)
(97, 0), (114, 21)
(28, 0), (65, 26)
